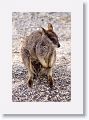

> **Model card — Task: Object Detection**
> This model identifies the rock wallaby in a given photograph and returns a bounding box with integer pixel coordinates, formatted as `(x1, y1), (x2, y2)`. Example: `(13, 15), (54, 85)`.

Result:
(21, 23), (60, 87)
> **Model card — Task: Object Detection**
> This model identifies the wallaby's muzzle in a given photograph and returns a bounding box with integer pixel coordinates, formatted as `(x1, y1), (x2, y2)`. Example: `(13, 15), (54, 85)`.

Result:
(58, 43), (60, 48)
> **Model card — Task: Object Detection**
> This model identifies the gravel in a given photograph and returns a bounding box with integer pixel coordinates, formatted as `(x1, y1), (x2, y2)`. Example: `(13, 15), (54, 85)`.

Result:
(12, 12), (71, 102)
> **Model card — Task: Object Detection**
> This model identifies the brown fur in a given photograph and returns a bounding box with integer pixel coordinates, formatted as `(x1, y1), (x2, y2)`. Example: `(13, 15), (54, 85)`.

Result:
(21, 23), (60, 87)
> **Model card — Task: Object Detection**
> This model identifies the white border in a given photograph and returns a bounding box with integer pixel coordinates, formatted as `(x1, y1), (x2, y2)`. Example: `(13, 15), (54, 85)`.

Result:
(0, 0), (83, 114)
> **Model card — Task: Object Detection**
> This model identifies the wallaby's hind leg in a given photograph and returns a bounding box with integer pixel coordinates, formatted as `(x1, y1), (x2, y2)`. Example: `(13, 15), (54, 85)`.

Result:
(27, 59), (40, 87)
(47, 68), (53, 87)
(27, 70), (34, 87)
(21, 48), (34, 87)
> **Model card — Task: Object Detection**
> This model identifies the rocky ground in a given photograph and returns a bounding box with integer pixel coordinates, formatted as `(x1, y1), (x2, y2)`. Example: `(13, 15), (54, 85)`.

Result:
(12, 12), (71, 102)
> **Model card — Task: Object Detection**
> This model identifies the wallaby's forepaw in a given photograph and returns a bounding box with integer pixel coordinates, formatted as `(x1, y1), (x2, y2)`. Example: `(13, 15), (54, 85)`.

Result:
(28, 79), (33, 87)
(42, 62), (48, 68)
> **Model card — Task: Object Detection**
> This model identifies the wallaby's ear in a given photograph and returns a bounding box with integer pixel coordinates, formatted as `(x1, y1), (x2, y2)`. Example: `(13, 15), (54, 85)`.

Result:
(41, 27), (47, 35)
(48, 23), (53, 31)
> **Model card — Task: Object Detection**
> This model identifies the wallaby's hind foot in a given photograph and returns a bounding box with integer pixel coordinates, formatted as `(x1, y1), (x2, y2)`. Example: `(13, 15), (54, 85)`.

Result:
(48, 75), (53, 88)
(28, 79), (33, 87)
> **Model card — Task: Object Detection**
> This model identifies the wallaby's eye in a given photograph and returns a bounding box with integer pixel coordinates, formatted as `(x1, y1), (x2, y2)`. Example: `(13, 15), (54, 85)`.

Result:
(46, 31), (59, 45)
(51, 38), (55, 41)
(50, 37), (58, 44)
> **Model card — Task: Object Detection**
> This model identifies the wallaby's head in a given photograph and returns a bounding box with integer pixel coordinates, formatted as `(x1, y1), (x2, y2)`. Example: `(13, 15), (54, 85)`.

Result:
(41, 23), (60, 48)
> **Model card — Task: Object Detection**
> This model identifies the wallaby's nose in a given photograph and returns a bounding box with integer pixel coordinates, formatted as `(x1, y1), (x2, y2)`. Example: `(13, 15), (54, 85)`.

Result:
(58, 43), (60, 48)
